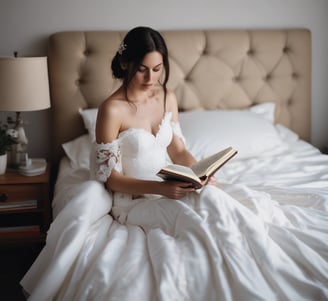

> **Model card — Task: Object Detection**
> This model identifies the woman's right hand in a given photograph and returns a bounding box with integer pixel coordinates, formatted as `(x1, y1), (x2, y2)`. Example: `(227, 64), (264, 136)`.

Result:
(159, 181), (196, 199)
(107, 171), (196, 199)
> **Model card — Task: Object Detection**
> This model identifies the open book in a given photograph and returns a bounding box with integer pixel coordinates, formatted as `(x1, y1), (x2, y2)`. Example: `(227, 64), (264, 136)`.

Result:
(157, 146), (238, 189)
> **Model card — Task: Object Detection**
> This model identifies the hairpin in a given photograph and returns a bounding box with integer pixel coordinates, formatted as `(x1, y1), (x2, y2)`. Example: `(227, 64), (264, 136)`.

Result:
(118, 41), (127, 55)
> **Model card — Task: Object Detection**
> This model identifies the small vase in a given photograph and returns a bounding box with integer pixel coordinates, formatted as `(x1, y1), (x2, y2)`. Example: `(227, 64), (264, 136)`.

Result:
(0, 153), (7, 175)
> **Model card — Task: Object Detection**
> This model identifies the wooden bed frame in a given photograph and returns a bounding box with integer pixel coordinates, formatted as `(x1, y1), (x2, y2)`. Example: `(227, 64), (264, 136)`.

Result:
(47, 29), (311, 165)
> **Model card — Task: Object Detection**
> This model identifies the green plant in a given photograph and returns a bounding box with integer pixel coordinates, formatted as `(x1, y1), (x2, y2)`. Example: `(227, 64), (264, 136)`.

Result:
(0, 124), (17, 155)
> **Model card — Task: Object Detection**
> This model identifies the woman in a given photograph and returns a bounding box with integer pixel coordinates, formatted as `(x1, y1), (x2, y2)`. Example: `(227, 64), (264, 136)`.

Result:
(92, 26), (328, 301)
(95, 26), (199, 201)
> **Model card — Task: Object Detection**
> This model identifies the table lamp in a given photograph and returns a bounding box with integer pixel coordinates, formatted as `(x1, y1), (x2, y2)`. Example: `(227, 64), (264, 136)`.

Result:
(0, 56), (51, 168)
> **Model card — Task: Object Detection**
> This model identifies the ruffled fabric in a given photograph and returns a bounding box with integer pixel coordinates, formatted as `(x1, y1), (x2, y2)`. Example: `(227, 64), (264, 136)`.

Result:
(21, 108), (328, 301)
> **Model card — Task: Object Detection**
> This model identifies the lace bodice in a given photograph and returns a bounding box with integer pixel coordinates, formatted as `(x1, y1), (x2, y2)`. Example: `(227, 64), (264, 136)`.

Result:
(92, 112), (184, 182)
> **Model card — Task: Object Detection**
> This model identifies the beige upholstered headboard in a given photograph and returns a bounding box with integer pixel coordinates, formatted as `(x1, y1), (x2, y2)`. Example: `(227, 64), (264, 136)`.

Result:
(48, 29), (311, 165)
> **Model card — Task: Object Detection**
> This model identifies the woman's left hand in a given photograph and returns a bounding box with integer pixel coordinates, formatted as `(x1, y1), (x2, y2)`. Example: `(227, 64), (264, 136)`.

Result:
(206, 176), (217, 186)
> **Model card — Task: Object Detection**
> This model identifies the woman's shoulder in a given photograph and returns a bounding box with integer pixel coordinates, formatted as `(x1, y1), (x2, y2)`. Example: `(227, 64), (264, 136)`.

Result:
(99, 91), (128, 117)
(96, 93), (127, 142)
(165, 87), (176, 97)
(165, 88), (178, 111)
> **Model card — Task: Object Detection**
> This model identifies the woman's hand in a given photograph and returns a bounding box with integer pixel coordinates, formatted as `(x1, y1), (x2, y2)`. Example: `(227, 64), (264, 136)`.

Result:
(200, 176), (217, 187)
(206, 176), (217, 186)
(159, 181), (196, 199)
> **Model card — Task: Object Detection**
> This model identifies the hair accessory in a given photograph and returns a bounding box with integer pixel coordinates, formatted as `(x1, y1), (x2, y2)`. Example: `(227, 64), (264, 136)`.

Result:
(118, 41), (127, 55)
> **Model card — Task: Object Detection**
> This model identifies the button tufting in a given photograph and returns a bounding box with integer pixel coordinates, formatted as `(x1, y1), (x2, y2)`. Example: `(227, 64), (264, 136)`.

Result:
(283, 46), (289, 53)
(265, 74), (271, 81)
(247, 49), (254, 55)
(76, 78), (85, 86)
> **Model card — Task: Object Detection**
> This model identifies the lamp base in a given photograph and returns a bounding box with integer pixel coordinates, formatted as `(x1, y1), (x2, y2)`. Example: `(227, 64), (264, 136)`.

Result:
(7, 146), (30, 169)
(7, 112), (29, 168)
(18, 158), (46, 176)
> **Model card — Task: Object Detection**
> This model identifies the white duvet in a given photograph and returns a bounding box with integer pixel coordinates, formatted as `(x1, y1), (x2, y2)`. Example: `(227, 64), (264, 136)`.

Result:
(21, 122), (328, 301)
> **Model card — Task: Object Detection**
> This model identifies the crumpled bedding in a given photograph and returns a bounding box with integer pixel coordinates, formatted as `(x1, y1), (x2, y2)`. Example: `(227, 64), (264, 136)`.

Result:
(21, 125), (328, 301)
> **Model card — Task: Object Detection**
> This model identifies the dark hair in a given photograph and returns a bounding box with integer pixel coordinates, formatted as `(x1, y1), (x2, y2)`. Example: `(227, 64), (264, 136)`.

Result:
(111, 26), (170, 105)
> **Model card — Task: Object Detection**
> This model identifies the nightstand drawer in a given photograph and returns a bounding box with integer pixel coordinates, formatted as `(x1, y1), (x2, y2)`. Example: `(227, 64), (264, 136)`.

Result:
(0, 184), (45, 202)
(0, 165), (51, 246)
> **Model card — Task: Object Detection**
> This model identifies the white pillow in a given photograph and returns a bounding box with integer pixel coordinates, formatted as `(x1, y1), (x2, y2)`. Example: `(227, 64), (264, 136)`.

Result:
(248, 102), (275, 123)
(179, 103), (282, 160)
(62, 134), (92, 169)
(79, 108), (98, 141)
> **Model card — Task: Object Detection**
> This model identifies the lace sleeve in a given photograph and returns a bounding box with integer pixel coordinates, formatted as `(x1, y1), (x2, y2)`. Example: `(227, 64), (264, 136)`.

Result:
(93, 140), (122, 182)
(171, 121), (186, 145)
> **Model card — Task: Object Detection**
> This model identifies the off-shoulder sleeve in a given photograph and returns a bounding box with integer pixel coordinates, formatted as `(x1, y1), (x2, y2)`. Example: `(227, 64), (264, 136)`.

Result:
(92, 140), (122, 182)
(171, 121), (186, 145)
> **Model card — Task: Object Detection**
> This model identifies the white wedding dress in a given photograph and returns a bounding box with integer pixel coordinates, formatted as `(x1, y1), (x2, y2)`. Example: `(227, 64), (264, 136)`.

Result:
(22, 112), (328, 301)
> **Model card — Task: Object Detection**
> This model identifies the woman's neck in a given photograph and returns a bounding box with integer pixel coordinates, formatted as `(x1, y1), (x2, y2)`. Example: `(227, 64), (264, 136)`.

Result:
(127, 89), (154, 104)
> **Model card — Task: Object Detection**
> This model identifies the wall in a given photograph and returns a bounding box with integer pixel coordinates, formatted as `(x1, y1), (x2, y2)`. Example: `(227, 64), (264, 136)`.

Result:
(0, 0), (327, 159)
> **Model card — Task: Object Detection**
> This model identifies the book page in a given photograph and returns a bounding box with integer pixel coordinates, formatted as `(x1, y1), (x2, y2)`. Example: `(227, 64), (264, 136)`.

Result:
(157, 164), (202, 187)
(157, 147), (236, 189)
(191, 147), (237, 179)
(163, 164), (195, 176)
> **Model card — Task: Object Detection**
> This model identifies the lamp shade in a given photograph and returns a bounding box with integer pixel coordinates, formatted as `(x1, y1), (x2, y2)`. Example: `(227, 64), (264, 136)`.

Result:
(0, 57), (51, 111)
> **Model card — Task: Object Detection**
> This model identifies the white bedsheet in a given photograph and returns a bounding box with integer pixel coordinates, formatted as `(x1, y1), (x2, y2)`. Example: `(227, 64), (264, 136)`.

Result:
(21, 125), (328, 301)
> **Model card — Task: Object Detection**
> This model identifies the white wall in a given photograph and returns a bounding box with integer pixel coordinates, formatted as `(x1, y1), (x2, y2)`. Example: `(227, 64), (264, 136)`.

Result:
(1, 0), (327, 159)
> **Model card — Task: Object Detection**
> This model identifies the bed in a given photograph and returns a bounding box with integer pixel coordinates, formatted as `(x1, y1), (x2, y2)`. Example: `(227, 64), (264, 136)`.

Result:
(21, 29), (328, 301)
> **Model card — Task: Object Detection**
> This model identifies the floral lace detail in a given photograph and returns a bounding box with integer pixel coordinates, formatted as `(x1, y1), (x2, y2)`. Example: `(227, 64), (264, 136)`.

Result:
(94, 141), (121, 182)
(171, 121), (186, 144)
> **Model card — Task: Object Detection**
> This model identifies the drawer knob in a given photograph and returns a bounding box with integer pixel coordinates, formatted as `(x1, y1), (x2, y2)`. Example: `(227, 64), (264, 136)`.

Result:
(0, 193), (8, 202)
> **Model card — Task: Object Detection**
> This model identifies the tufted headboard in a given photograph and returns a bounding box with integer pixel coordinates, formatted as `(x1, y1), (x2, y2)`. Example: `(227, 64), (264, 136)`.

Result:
(48, 29), (311, 165)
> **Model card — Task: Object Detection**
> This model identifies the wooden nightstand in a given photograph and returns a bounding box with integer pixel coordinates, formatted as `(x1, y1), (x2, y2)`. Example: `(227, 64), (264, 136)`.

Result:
(0, 164), (51, 246)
